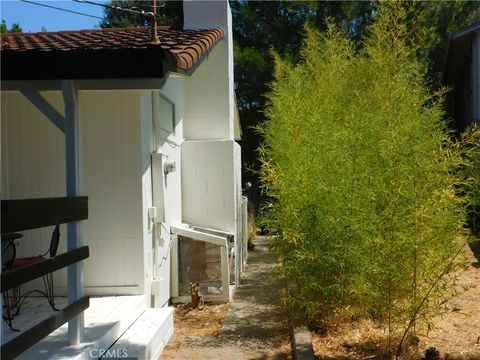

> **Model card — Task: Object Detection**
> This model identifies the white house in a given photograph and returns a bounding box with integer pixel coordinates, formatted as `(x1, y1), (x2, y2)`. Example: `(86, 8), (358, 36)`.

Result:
(0, 1), (247, 358)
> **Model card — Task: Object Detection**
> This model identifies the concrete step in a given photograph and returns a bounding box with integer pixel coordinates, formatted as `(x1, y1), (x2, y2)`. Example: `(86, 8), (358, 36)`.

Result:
(15, 295), (147, 360)
(105, 307), (174, 360)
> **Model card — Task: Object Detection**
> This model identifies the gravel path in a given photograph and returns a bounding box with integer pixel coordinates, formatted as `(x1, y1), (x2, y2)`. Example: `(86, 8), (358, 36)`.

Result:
(160, 237), (292, 360)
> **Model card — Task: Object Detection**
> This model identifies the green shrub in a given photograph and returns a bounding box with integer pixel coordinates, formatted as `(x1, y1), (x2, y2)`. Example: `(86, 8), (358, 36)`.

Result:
(258, 2), (472, 351)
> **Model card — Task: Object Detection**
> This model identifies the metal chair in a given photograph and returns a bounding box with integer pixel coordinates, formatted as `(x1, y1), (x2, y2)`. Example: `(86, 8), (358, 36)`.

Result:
(2, 232), (22, 331)
(2, 233), (20, 271)
(2, 225), (60, 330)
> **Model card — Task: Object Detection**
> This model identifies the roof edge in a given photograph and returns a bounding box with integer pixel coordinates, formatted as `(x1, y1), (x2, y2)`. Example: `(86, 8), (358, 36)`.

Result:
(163, 30), (224, 77)
(1, 27), (224, 81)
(1, 26), (173, 38)
(451, 21), (480, 41)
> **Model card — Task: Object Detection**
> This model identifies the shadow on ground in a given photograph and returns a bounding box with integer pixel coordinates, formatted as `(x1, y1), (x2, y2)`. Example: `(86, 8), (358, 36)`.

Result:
(161, 237), (293, 360)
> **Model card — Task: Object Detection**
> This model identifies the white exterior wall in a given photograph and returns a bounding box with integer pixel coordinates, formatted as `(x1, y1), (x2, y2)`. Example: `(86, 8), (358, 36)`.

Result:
(233, 139), (242, 235)
(140, 90), (154, 305)
(184, 42), (232, 140)
(155, 78), (185, 228)
(80, 91), (143, 295)
(183, 0), (235, 141)
(181, 140), (239, 233)
(1, 90), (145, 295)
(1, 91), (68, 291)
(181, 0), (240, 235)
(1, 0), (239, 310)
(139, 79), (185, 307)
(178, 2), (242, 300)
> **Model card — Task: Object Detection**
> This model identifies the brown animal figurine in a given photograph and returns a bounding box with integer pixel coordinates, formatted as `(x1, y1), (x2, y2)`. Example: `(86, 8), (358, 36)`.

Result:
(190, 281), (204, 310)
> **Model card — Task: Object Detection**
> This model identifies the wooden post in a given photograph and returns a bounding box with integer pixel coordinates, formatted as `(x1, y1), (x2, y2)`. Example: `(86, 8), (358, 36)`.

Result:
(62, 79), (85, 345)
(220, 245), (229, 300)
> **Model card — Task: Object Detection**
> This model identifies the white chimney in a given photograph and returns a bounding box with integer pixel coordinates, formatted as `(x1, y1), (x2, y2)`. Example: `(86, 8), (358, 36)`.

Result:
(183, 0), (235, 140)
(183, 0), (232, 31)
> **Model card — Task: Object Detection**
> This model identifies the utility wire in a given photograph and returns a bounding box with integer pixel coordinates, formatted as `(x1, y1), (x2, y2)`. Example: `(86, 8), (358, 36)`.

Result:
(72, 0), (157, 19)
(20, 0), (103, 20)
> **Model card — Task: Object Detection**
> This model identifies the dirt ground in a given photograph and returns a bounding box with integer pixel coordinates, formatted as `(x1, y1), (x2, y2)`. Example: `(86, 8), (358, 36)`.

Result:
(161, 301), (292, 360)
(160, 237), (292, 360)
(417, 245), (480, 360)
(167, 302), (230, 339)
(311, 246), (480, 360)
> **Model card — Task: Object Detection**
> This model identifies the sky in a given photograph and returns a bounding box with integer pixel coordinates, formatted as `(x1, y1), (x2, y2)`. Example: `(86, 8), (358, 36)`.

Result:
(1, 0), (109, 32)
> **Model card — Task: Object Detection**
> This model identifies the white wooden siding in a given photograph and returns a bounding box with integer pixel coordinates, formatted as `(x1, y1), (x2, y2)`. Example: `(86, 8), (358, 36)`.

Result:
(139, 80), (185, 307)
(181, 140), (237, 233)
(1, 91), (68, 291)
(80, 91), (143, 291)
(1, 90), (144, 294)
(183, 0), (235, 141)
(184, 43), (232, 140)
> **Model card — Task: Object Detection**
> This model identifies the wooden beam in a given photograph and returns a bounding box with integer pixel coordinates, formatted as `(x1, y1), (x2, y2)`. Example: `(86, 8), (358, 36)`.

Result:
(1, 80), (62, 91)
(2, 47), (167, 81)
(1, 197), (88, 233)
(1, 296), (89, 360)
(2, 78), (168, 92)
(1, 246), (89, 292)
(75, 78), (166, 90)
(21, 90), (66, 133)
(221, 245), (229, 299)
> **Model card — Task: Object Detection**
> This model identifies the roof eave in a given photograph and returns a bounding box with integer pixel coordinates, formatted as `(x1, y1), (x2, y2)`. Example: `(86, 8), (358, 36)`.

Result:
(0, 27), (224, 82)
(1, 40), (222, 82)
(443, 22), (480, 86)
(451, 22), (480, 41)
(163, 36), (224, 77)
(1, 46), (168, 81)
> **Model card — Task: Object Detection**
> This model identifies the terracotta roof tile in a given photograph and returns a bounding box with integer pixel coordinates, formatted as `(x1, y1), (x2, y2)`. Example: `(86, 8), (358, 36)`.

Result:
(1, 26), (224, 71)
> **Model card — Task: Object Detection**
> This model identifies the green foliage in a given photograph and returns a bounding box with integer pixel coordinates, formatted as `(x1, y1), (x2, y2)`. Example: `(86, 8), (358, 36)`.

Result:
(408, 1), (480, 87)
(0, 20), (6, 35)
(1, 20), (23, 34)
(99, 0), (182, 29)
(232, 1), (378, 208)
(231, 1), (480, 211)
(259, 2), (472, 348)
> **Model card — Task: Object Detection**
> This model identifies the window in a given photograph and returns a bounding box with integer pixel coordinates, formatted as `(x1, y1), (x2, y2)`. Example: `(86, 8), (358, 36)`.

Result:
(153, 92), (175, 139)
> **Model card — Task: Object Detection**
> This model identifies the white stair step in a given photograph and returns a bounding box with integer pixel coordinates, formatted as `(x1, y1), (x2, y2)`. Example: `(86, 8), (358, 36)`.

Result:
(105, 307), (174, 360)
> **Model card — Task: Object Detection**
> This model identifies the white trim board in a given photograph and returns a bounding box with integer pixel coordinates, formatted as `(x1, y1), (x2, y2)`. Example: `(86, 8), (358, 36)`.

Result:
(170, 225), (228, 247)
